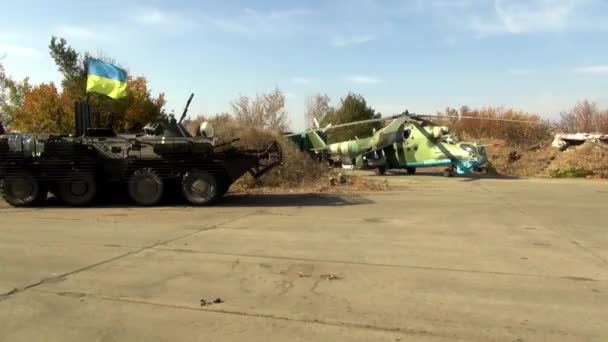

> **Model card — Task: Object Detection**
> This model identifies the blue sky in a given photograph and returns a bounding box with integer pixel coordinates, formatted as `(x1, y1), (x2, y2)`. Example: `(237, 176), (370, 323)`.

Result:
(1, 0), (608, 130)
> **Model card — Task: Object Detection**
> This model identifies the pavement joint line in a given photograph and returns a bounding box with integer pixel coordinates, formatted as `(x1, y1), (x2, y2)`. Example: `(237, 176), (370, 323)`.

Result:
(0, 211), (258, 302)
(150, 247), (605, 282)
(31, 288), (443, 339)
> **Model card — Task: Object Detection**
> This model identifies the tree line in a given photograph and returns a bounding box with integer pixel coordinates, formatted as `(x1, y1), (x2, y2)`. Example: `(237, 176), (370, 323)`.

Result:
(435, 101), (608, 146)
(0, 37), (165, 134)
(1, 37), (607, 146)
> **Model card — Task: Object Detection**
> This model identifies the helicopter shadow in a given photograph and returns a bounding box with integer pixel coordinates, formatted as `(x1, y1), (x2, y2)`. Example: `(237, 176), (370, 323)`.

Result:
(380, 169), (520, 181)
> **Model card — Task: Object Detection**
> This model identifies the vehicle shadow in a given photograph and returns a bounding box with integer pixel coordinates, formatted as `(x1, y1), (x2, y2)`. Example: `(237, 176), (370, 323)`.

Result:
(217, 193), (374, 207)
(18, 192), (373, 209)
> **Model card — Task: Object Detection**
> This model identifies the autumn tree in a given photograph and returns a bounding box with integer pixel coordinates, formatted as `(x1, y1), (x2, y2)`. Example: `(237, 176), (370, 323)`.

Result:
(11, 82), (74, 134)
(321, 92), (381, 143)
(230, 87), (290, 131)
(0, 57), (7, 130)
(304, 93), (332, 129)
(0, 58), (31, 132)
(2, 39), (165, 134)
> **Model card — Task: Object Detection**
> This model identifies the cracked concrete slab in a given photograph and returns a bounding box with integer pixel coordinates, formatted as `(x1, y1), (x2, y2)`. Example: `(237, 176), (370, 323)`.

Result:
(1, 291), (448, 342)
(0, 175), (607, 341)
(28, 248), (608, 341)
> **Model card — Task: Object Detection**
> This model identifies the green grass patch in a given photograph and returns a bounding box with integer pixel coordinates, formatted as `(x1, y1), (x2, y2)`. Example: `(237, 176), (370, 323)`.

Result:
(549, 169), (594, 178)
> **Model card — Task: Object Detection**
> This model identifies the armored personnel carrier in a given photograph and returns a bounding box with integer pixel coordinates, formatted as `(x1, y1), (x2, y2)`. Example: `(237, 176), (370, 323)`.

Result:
(0, 94), (282, 207)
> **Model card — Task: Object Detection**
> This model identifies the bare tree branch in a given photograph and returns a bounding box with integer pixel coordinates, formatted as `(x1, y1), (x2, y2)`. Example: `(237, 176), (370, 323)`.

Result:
(304, 93), (331, 129)
(230, 87), (289, 131)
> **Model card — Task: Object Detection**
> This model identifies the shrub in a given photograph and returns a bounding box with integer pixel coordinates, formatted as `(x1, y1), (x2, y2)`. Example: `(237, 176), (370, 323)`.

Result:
(183, 114), (332, 190)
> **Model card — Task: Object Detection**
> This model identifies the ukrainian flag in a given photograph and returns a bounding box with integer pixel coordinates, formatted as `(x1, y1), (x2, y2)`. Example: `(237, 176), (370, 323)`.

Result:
(86, 58), (128, 99)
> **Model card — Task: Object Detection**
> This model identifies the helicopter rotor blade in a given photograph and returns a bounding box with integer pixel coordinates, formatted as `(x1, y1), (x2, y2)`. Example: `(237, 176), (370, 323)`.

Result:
(417, 114), (546, 124)
(313, 118), (321, 129)
(321, 123), (332, 132)
(321, 113), (411, 132)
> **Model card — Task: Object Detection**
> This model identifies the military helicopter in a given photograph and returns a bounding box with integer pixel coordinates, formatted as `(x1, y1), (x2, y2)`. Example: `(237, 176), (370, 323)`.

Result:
(286, 111), (492, 177)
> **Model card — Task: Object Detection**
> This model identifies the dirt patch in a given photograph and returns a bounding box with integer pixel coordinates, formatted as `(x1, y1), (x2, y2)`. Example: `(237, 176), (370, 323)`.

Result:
(185, 115), (335, 190)
(230, 172), (390, 195)
(546, 141), (608, 178)
(184, 115), (390, 192)
(486, 140), (608, 178)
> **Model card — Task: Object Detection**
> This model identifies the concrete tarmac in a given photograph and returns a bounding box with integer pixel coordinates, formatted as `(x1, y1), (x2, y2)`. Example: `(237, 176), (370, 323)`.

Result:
(1, 174), (607, 341)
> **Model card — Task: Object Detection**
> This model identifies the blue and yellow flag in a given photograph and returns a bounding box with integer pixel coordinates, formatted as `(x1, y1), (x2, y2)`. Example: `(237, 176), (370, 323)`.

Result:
(86, 59), (128, 99)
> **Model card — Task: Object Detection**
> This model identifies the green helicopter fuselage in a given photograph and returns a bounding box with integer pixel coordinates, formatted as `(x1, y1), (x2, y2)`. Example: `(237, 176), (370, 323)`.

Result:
(348, 122), (487, 175)
(287, 115), (488, 176)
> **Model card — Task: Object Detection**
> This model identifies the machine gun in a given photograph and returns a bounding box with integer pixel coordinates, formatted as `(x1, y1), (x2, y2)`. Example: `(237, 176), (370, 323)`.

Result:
(179, 93), (194, 125)
(176, 93), (194, 137)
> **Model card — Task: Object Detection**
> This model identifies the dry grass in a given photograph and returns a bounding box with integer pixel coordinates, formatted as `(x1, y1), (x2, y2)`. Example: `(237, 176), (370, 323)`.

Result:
(486, 139), (608, 178)
(436, 104), (607, 179)
(183, 114), (388, 192)
(486, 143), (558, 178)
(546, 141), (608, 178)
(437, 107), (553, 147)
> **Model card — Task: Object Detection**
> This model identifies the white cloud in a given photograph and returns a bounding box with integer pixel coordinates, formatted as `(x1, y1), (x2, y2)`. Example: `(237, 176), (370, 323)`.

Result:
(291, 77), (313, 84)
(507, 68), (532, 75)
(0, 44), (40, 57)
(442, 36), (459, 46)
(135, 9), (170, 25)
(573, 65), (608, 74)
(468, 0), (607, 37)
(494, 0), (577, 33)
(0, 32), (19, 41)
(347, 75), (381, 84)
(431, 0), (472, 9)
(134, 9), (187, 26)
(132, 8), (195, 32)
(202, 8), (312, 37)
(55, 25), (102, 41)
(331, 34), (375, 47)
(284, 92), (297, 99)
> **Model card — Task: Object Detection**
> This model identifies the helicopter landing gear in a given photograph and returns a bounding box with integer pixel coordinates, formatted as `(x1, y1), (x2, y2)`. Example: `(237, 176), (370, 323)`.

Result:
(406, 167), (416, 175)
(443, 166), (456, 177)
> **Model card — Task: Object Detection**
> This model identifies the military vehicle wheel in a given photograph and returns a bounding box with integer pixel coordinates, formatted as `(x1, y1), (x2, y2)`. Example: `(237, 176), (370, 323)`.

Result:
(406, 167), (416, 175)
(128, 169), (164, 206)
(375, 166), (387, 175)
(56, 174), (97, 206)
(181, 170), (219, 206)
(1, 171), (47, 207)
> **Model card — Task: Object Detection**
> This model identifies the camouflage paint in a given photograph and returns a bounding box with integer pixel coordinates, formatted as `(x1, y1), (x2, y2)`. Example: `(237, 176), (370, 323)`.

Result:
(287, 112), (488, 175)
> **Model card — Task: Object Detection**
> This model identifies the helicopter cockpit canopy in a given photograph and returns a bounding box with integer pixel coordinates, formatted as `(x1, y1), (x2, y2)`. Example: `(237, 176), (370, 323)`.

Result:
(440, 134), (460, 144)
(426, 126), (449, 139)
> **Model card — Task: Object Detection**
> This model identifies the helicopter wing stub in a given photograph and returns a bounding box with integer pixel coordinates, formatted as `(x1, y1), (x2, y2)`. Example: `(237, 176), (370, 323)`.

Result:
(371, 122), (406, 151)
